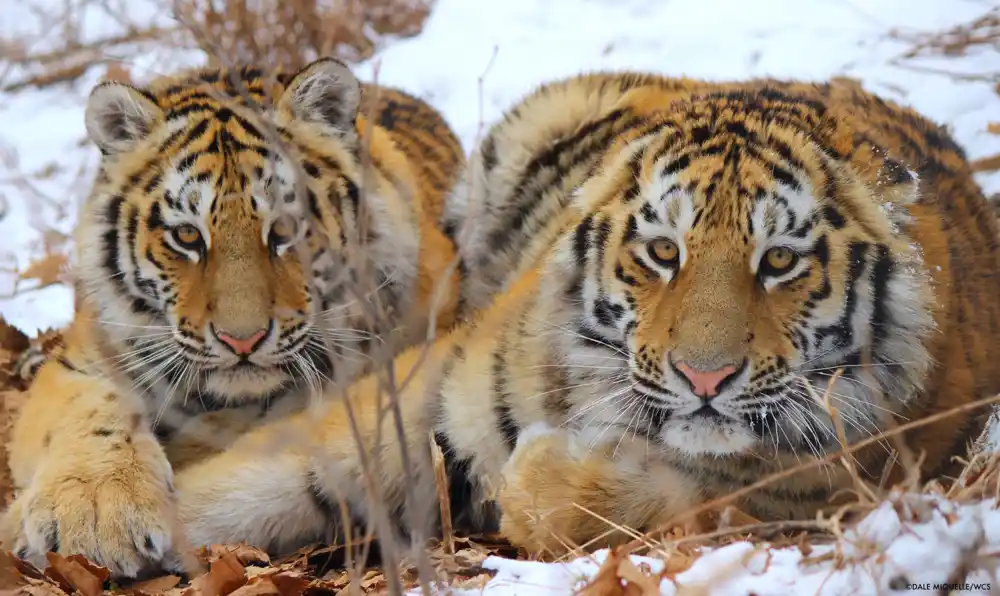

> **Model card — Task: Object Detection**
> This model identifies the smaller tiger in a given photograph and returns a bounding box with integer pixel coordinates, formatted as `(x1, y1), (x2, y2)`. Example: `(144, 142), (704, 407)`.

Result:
(1, 58), (465, 577)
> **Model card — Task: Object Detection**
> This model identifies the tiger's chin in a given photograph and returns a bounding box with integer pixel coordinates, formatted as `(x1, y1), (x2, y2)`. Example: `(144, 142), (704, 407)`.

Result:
(201, 363), (292, 400)
(657, 414), (757, 457)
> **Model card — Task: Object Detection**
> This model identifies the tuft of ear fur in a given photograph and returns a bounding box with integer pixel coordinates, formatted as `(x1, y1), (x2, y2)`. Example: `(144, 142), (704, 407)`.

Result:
(278, 58), (361, 136)
(85, 82), (163, 155)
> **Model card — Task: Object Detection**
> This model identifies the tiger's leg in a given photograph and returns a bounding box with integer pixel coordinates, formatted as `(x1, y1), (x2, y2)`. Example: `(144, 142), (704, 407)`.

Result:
(497, 423), (704, 557)
(173, 344), (445, 556)
(1, 346), (177, 577)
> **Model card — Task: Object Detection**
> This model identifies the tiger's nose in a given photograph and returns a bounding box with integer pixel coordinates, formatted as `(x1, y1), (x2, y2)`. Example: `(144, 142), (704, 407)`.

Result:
(213, 326), (268, 356)
(672, 359), (744, 398)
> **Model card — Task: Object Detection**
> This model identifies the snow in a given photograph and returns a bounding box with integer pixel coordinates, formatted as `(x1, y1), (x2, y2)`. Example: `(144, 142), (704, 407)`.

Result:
(2, 1), (1000, 594)
(445, 494), (998, 596)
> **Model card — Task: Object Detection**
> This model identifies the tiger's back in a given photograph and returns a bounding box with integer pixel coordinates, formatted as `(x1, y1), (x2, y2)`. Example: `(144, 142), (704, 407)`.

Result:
(362, 85), (464, 225)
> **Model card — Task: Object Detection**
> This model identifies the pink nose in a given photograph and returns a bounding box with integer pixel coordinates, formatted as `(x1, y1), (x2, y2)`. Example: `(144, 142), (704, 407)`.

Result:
(214, 328), (267, 355)
(673, 361), (740, 398)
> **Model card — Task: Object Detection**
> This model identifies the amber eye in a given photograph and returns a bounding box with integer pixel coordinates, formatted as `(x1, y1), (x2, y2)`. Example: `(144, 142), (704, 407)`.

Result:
(760, 246), (799, 277)
(170, 224), (203, 251)
(269, 215), (299, 248)
(646, 238), (680, 268)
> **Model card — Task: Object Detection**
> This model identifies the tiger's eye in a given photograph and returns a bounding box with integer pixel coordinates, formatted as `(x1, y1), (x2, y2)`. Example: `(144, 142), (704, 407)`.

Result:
(761, 246), (798, 276)
(647, 238), (680, 267)
(269, 215), (298, 246)
(171, 224), (203, 250)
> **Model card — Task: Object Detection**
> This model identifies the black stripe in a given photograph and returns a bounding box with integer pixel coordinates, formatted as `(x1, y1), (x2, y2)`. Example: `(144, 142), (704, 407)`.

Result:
(484, 110), (643, 253)
(593, 297), (625, 327)
(576, 324), (626, 355)
(615, 262), (639, 287)
(639, 202), (661, 224)
(813, 241), (868, 353)
(491, 347), (519, 451)
(573, 215), (594, 263)
(869, 244), (893, 356)
(102, 195), (127, 296)
(432, 431), (499, 534)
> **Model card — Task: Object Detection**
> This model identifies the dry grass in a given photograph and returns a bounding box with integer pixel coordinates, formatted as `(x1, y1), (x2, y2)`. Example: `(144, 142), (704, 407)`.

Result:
(1, 0), (432, 93)
(172, 0), (432, 72)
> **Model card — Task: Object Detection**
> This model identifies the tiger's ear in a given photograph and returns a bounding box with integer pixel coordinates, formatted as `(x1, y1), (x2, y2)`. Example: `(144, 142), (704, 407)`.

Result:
(85, 82), (163, 155)
(277, 58), (360, 136)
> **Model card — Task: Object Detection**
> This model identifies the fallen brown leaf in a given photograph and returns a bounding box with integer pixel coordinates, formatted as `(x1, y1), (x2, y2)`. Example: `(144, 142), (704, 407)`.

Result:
(972, 153), (1000, 173)
(192, 552), (248, 596)
(0, 550), (29, 589)
(578, 548), (641, 596)
(103, 61), (133, 84)
(1, 579), (70, 596)
(615, 557), (662, 596)
(130, 575), (183, 594)
(17, 253), (68, 289)
(44, 552), (105, 596)
(267, 571), (311, 596)
(226, 576), (280, 596)
(988, 122), (1000, 135)
(203, 545), (271, 567)
(662, 553), (698, 579)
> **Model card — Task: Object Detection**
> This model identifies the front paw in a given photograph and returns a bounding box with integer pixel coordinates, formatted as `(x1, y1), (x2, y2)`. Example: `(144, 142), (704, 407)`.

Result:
(498, 426), (585, 554)
(3, 461), (178, 578)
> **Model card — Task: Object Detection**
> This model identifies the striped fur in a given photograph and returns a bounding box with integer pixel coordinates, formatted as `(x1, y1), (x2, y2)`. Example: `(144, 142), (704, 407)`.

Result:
(75, 72), (1000, 565)
(1, 58), (465, 576)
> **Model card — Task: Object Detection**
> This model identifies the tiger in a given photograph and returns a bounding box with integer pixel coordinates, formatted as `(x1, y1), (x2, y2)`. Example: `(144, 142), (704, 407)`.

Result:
(1, 57), (467, 577)
(30, 69), (1000, 573)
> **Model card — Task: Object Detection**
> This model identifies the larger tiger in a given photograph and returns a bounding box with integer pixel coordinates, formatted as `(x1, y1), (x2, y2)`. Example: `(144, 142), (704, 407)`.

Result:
(1, 58), (466, 576)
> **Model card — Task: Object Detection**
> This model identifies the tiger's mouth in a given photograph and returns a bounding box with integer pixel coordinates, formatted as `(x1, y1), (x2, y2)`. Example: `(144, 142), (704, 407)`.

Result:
(627, 372), (820, 456)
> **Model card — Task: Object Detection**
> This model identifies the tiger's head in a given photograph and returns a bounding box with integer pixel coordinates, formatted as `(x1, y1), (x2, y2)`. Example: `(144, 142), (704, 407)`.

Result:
(555, 87), (936, 458)
(75, 58), (418, 405)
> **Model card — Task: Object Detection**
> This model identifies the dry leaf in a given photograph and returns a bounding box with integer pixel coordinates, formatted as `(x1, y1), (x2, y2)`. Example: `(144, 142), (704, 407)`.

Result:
(972, 153), (1000, 173)
(103, 61), (133, 84)
(65, 554), (110, 585)
(2, 579), (70, 596)
(17, 253), (68, 288)
(662, 554), (698, 579)
(226, 577), (280, 596)
(210, 552), (249, 596)
(615, 557), (662, 596)
(44, 552), (105, 596)
(0, 550), (30, 589)
(267, 571), (311, 596)
(130, 575), (183, 594)
(988, 122), (1000, 135)
(577, 548), (635, 596)
(204, 544), (271, 567)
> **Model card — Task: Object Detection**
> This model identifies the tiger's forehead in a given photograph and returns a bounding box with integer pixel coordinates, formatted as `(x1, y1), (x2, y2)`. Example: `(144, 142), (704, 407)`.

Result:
(156, 138), (304, 228)
(632, 148), (820, 252)
(148, 68), (277, 113)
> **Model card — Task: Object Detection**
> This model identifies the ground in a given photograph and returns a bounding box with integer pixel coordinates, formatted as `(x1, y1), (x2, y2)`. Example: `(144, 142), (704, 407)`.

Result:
(1, 0), (1000, 594)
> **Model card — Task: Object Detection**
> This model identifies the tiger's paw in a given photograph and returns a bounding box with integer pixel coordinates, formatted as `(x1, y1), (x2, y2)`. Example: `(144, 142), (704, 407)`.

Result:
(2, 456), (179, 578)
(498, 425), (597, 556)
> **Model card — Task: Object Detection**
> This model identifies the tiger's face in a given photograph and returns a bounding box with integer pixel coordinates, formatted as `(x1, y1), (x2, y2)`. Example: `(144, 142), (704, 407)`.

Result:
(76, 59), (372, 404)
(565, 94), (935, 458)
